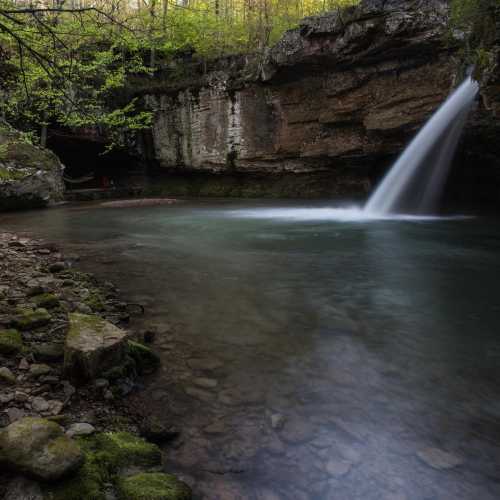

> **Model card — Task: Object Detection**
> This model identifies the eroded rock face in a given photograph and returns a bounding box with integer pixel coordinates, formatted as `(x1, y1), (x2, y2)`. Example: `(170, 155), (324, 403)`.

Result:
(64, 313), (127, 383)
(139, 0), (499, 203)
(0, 418), (83, 481)
(0, 128), (65, 211)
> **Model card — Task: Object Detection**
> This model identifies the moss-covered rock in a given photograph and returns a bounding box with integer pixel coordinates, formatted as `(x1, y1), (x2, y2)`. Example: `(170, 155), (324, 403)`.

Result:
(13, 308), (52, 330)
(118, 473), (192, 500)
(0, 129), (64, 212)
(64, 313), (127, 383)
(44, 432), (166, 500)
(127, 341), (160, 374)
(0, 417), (83, 481)
(33, 293), (60, 309)
(0, 328), (23, 354)
(92, 432), (162, 470)
(84, 292), (106, 312)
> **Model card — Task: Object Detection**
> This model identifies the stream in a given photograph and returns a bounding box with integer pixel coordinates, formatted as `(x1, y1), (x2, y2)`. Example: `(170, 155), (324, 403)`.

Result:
(2, 199), (500, 500)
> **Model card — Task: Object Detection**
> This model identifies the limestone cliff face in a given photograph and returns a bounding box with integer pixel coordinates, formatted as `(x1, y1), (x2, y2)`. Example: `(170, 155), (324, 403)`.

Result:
(136, 0), (498, 201)
(143, 1), (453, 173)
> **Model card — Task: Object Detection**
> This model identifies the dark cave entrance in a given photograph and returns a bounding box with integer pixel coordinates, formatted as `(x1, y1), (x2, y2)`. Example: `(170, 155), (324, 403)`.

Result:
(47, 131), (144, 192)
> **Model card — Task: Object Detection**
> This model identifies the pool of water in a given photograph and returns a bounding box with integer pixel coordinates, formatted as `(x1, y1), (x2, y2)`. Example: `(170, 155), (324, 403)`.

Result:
(2, 200), (500, 500)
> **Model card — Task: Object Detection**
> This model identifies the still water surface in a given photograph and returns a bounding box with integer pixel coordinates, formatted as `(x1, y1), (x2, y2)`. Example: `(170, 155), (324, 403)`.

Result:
(2, 200), (500, 500)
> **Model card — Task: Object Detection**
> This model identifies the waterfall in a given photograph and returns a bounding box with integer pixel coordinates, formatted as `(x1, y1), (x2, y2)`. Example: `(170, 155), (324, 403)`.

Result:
(364, 77), (479, 215)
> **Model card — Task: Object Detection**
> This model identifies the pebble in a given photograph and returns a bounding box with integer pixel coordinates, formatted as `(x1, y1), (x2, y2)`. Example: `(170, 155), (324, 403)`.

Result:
(0, 392), (14, 404)
(6, 407), (25, 423)
(270, 413), (286, 430)
(29, 364), (52, 377)
(66, 422), (96, 437)
(14, 391), (29, 403)
(49, 262), (66, 273)
(18, 358), (30, 370)
(31, 396), (50, 412)
(325, 459), (352, 477)
(187, 358), (223, 371)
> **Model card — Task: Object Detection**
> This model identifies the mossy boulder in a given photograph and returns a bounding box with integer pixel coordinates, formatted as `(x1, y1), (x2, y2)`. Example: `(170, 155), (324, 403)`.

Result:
(33, 293), (60, 309)
(44, 432), (164, 500)
(127, 341), (160, 374)
(0, 329), (23, 354)
(0, 417), (83, 481)
(118, 473), (192, 500)
(0, 128), (64, 212)
(13, 308), (52, 331)
(64, 313), (127, 383)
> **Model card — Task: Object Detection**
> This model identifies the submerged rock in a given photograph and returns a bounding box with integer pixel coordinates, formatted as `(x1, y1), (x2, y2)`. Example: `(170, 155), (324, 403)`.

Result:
(64, 313), (127, 383)
(117, 472), (192, 500)
(416, 447), (464, 470)
(0, 417), (83, 481)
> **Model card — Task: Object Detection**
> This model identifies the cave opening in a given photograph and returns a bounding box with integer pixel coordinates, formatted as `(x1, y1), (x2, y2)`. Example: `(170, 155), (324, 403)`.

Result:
(47, 131), (144, 192)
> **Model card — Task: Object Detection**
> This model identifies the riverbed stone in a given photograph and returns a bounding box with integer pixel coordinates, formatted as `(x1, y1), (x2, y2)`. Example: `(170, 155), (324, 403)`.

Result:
(66, 423), (96, 438)
(117, 472), (192, 500)
(29, 363), (52, 378)
(64, 313), (127, 383)
(127, 340), (160, 374)
(0, 417), (83, 481)
(416, 447), (464, 470)
(0, 366), (17, 385)
(33, 342), (64, 362)
(0, 329), (23, 355)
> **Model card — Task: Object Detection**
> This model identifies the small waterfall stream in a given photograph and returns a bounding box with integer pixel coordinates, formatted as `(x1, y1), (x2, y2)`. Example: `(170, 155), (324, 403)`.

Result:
(365, 77), (479, 215)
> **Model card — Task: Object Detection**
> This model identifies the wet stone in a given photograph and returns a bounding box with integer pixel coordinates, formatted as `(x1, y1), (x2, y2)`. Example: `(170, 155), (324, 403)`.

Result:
(325, 459), (352, 477)
(416, 447), (464, 470)
(193, 377), (218, 389)
(29, 363), (52, 378)
(187, 358), (223, 371)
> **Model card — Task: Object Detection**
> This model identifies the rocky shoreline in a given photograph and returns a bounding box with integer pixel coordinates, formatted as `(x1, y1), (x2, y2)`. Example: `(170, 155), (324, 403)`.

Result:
(0, 231), (191, 500)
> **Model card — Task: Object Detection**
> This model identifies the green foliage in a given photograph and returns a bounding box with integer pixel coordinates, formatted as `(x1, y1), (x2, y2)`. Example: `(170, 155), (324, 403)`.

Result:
(0, 0), (358, 147)
(449, 0), (499, 74)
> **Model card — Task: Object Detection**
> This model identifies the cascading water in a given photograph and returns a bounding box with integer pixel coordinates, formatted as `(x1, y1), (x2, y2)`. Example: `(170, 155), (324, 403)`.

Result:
(364, 76), (479, 215)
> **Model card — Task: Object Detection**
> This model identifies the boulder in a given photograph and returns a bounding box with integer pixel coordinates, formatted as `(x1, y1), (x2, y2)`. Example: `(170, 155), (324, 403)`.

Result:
(117, 472), (192, 500)
(0, 417), (83, 481)
(64, 313), (127, 383)
(0, 127), (64, 212)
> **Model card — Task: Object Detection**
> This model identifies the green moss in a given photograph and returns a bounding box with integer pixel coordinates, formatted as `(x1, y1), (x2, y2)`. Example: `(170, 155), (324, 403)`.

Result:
(0, 165), (27, 182)
(127, 341), (160, 374)
(0, 329), (23, 354)
(33, 293), (60, 309)
(118, 473), (192, 500)
(44, 438), (107, 500)
(13, 308), (51, 330)
(84, 292), (106, 312)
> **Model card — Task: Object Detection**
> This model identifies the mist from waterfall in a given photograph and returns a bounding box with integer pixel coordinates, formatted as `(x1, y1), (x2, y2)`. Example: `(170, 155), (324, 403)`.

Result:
(364, 77), (479, 215)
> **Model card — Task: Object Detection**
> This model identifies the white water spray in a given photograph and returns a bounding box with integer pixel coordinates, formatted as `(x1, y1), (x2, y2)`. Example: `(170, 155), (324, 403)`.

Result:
(364, 77), (479, 215)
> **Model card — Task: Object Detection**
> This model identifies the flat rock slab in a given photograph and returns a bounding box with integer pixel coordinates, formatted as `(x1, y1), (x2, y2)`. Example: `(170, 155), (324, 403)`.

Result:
(0, 417), (83, 481)
(416, 447), (464, 470)
(64, 313), (127, 383)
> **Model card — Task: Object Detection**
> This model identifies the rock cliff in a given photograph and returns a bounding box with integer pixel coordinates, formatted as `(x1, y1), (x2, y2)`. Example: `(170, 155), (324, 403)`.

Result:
(132, 0), (498, 202)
